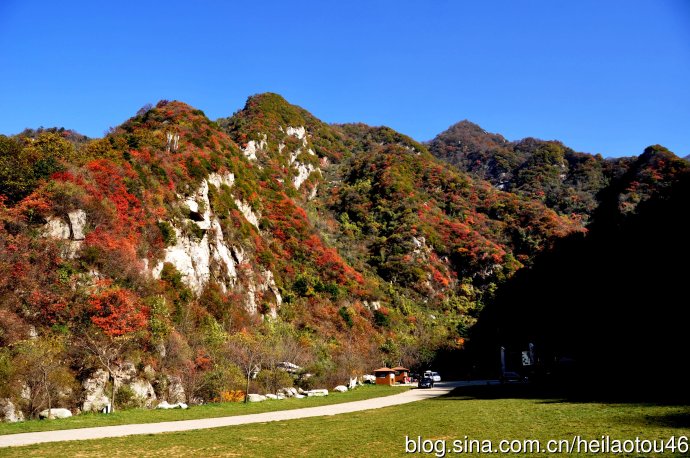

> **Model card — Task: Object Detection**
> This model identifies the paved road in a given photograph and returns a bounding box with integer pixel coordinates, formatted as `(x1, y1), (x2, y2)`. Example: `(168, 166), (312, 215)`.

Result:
(0, 381), (471, 448)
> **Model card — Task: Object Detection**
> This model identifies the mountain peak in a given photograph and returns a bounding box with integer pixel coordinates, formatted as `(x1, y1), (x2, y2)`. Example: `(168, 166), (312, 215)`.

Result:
(640, 144), (678, 162)
(237, 92), (314, 129)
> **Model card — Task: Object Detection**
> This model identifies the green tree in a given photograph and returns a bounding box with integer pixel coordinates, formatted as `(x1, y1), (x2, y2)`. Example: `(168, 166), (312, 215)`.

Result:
(12, 335), (74, 418)
(0, 133), (75, 204)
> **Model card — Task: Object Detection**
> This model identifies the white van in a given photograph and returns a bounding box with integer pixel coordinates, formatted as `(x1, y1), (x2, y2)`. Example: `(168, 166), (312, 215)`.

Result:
(424, 371), (441, 382)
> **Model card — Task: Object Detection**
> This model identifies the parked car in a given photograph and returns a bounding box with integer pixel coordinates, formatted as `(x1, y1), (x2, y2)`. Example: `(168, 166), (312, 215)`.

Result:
(424, 371), (441, 382)
(500, 371), (528, 384)
(418, 376), (434, 389)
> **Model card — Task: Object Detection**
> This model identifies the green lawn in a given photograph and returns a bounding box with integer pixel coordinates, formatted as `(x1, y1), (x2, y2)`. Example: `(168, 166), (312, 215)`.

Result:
(1, 384), (688, 457)
(0, 385), (407, 436)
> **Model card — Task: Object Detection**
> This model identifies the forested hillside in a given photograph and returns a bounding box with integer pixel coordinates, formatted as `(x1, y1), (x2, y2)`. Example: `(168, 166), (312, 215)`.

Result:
(0, 94), (579, 420)
(470, 145), (690, 398)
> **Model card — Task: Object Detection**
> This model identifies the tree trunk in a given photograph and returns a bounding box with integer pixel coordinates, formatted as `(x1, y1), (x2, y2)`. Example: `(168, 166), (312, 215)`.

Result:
(45, 371), (52, 417)
(245, 372), (250, 403)
(110, 371), (116, 413)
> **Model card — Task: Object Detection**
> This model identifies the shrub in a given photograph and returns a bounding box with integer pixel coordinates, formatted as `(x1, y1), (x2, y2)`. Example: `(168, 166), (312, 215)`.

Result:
(256, 369), (293, 395)
(157, 221), (177, 246)
(115, 385), (138, 409)
(373, 309), (391, 328)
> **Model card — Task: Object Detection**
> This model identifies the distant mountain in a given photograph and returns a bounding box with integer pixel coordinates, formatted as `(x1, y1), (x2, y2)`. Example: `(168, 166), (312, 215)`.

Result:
(684, 154), (690, 162)
(428, 121), (685, 223)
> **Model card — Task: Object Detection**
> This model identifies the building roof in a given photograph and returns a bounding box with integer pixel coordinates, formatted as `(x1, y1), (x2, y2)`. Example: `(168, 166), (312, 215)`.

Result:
(373, 367), (394, 372)
(391, 366), (409, 371)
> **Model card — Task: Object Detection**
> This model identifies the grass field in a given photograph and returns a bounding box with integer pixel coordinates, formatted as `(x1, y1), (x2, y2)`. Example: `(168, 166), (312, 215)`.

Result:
(1, 384), (688, 457)
(0, 385), (408, 436)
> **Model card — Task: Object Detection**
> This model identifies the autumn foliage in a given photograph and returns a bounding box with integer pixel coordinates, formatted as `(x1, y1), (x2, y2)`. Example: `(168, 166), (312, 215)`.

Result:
(88, 286), (149, 337)
(1, 93), (687, 415)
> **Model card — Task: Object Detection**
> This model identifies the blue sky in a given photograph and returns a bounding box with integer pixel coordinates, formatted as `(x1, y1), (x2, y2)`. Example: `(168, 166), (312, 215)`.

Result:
(1, 1), (688, 157)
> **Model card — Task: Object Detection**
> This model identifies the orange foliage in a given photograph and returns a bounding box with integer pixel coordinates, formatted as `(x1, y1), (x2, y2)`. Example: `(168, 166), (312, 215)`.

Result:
(88, 287), (149, 337)
(215, 390), (246, 403)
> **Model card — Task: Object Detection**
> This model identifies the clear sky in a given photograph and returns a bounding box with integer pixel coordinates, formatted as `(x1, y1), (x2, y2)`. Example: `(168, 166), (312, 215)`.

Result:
(1, 0), (688, 157)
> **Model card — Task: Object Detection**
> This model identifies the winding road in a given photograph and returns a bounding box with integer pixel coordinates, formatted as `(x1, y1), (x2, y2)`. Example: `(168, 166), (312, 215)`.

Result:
(0, 381), (472, 448)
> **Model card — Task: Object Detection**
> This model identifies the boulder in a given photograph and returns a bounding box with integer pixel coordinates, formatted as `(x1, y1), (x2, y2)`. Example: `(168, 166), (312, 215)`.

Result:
(333, 385), (348, 393)
(265, 394), (278, 400)
(362, 374), (376, 384)
(349, 377), (358, 389)
(278, 388), (293, 398)
(39, 408), (72, 419)
(247, 394), (266, 402)
(297, 387), (305, 394)
(0, 398), (24, 423)
(294, 394), (305, 399)
(276, 394), (286, 400)
(82, 369), (110, 412)
(306, 389), (328, 397)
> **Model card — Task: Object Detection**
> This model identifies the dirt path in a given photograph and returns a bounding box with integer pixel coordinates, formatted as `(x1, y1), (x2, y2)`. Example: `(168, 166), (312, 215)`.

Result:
(0, 381), (470, 448)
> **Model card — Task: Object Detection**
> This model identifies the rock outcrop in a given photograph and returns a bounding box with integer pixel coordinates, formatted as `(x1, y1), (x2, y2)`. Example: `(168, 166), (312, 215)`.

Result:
(166, 375), (186, 403)
(42, 209), (87, 257)
(82, 369), (110, 412)
(129, 379), (157, 408)
(150, 172), (280, 316)
(0, 399), (24, 423)
(285, 126), (319, 190)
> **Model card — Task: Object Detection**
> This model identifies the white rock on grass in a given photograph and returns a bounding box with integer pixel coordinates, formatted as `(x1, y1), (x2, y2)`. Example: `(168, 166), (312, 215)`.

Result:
(333, 385), (348, 393)
(294, 394), (305, 399)
(39, 408), (72, 419)
(156, 401), (188, 410)
(265, 394), (278, 400)
(247, 394), (267, 402)
(306, 389), (329, 397)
